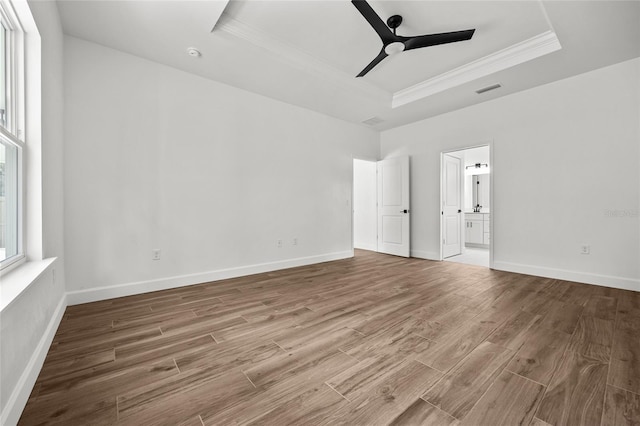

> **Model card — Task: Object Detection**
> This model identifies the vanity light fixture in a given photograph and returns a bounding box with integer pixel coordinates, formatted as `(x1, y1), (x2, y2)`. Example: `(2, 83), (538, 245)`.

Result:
(465, 163), (490, 175)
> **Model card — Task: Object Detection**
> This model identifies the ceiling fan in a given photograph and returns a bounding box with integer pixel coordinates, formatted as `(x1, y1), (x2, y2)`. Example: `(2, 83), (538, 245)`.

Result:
(351, 0), (476, 77)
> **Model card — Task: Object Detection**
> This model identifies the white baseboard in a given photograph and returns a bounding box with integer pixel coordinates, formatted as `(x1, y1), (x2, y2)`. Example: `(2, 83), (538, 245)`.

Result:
(354, 242), (377, 252)
(492, 261), (640, 292)
(1, 294), (67, 426)
(410, 250), (441, 261)
(66, 251), (354, 305)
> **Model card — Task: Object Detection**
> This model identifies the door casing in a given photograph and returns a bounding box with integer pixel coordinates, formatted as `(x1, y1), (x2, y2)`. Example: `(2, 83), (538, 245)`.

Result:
(439, 142), (494, 269)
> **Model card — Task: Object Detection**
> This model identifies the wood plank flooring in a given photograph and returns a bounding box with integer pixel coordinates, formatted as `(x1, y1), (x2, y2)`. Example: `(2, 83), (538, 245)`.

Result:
(19, 250), (640, 425)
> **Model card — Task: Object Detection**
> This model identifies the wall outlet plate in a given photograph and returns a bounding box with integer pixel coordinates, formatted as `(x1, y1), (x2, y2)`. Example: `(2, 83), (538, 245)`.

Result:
(152, 249), (161, 260)
(580, 245), (590, 255)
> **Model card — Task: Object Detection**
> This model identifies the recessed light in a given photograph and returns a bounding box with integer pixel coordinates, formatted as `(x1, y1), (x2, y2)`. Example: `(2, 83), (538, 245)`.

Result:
(187, 47), (201, 58)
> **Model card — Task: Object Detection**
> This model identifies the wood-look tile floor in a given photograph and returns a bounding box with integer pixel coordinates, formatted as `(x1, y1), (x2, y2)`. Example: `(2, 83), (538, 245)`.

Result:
(20, 250), (640, 425)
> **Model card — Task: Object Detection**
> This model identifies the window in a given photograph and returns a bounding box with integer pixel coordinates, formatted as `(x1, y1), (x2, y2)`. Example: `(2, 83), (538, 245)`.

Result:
(0, 0), (24, 269)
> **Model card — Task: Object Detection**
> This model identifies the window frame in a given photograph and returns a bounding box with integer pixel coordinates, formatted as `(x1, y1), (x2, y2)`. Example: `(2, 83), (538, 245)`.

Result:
(0, 0), (25, 272)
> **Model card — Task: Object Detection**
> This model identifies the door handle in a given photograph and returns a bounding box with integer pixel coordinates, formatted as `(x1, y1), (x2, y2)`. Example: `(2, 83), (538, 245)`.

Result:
(400, 209), (408, 213)
(458, 209), (462, 213)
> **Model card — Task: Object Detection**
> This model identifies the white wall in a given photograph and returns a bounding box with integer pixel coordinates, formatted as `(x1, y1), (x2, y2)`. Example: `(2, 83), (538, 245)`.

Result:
(1, 0), (66, 422)
(63, 36), (379, 300)
(39, 1), (65, 278)
(353, 159), (377, 251)
(381, 57), (640, 291)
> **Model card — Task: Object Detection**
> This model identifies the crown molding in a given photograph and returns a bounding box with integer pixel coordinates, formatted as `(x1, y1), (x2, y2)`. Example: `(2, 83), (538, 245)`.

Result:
(215, 13), (561, 112)
(392, 30), (562, 108)
(214, 14), (390, 103)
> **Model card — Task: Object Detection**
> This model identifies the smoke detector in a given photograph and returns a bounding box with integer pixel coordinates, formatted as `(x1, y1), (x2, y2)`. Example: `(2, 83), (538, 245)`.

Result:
(187, 47), (201, 58)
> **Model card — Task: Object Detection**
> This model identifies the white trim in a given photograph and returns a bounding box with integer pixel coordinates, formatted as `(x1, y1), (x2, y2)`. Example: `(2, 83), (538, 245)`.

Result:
(22, 0), (43, 263)
(351, 156), (354, 254)
(0, 257), (55, 312)
(439, 154), (444, 261)
(392, 30), (562, 108)
(0, 252), (24, 274)
(492, 261), (640, 292)
(215, 14), (390, 103)
(66, 251), (353, 305)
(0, 122), (23, 147)
(1, 294), (66, 426)
(488, 141), (495, 270)
(410, 249), (440, 261)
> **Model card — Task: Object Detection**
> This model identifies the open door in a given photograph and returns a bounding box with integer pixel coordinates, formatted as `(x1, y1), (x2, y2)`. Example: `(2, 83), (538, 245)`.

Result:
(377, 156), (410, 257)
(442, 153), (463, 258)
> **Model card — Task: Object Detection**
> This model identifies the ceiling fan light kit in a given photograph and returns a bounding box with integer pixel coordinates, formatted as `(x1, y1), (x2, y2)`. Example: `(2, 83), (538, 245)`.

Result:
(351, 0), (476, 77)
(384, 42), (405, 56)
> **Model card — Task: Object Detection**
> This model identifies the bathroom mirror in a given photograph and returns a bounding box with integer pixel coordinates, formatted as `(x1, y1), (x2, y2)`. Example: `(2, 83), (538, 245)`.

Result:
(472, 174), (490, 212)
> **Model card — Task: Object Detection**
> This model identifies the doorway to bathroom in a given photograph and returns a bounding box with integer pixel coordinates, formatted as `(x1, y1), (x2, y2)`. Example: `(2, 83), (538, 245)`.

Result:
(440, 145), (492, 268)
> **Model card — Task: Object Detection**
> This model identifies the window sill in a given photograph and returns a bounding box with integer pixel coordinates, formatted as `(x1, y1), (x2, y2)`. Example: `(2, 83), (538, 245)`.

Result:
(0, 257), (57, 312)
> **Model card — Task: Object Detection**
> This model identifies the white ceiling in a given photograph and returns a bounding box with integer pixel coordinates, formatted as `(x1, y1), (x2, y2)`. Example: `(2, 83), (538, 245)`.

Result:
(57, 0), (640, 131)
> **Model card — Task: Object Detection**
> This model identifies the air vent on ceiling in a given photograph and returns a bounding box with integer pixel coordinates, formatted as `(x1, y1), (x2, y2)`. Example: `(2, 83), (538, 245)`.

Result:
(362, 116), (384, 126)
(475, 83), (502, 94)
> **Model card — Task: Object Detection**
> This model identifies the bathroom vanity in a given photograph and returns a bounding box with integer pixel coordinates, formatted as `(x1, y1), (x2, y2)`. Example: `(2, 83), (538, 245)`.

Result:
(465, 213), (489, 246)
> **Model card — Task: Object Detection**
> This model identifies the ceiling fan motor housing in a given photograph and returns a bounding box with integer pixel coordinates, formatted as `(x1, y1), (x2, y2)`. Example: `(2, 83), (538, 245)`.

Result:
(387, 15), (403, 31)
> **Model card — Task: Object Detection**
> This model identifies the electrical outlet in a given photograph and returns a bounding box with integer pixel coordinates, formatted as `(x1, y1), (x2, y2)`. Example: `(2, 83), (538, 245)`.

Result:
(277, 240), (283, 248)
(292, 238), (298, 246)
(152, 249), (161, 260)
(580, 245), (590, 255)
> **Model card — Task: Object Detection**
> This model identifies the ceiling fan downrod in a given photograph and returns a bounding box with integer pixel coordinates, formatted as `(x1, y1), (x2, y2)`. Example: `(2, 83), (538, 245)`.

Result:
(386, 15), (402, 35)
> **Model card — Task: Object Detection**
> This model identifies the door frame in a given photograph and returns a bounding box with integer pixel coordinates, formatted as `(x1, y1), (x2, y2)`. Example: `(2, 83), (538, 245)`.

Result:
(351, 156), (379, 255)
(441, 152), (464, 259)
(439, 141), (494, 269)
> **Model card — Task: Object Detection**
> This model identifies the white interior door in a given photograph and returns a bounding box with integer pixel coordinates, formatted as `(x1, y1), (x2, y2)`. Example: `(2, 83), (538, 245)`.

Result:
(442, 154), (462, 258)
(377, 156), (410, 257)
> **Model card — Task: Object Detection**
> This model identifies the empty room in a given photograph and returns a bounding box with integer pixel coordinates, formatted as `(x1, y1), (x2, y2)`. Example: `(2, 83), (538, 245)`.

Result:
(1, 0), (639, 425)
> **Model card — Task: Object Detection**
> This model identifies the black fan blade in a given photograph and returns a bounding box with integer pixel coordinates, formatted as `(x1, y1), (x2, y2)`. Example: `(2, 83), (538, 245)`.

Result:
(357, 48), (388, 77)
(351, 0), (395, 44)
(403, 29), (475, 51)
